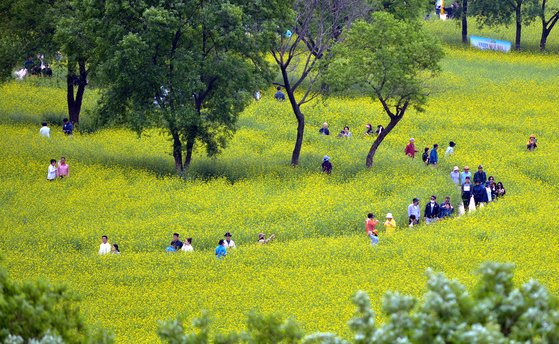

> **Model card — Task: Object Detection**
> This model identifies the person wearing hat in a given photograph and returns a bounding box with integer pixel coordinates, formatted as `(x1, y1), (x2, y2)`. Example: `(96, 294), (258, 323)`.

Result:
(460, 166), (472, 185)
(473, 165), (487, 184)
(527, 134), (537, 151)
(224, 232), (236, 248)
(408, 198), (420, 225)
(405, 138), (418, 158)
(319, 122), (330, 135)
(383, 213), (396, 235)
(321, 156), (332, 174)
(450, 166), (460, 185)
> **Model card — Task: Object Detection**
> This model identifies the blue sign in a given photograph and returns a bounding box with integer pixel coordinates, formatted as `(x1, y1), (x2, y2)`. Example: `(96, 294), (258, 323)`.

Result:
(470, 36), (511, 52)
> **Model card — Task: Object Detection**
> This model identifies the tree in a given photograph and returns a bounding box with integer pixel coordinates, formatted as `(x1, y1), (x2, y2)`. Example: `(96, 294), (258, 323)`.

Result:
(462, 0), (469, 43)
(93, 0), (287, 173)
(159, 262), (559, 343)
(0, 0), (94, 124)
(271, 0), (367, 166)
(325, 13), (443, 168)
(539, 0), (559, 51)
(470, 0), (540, 50)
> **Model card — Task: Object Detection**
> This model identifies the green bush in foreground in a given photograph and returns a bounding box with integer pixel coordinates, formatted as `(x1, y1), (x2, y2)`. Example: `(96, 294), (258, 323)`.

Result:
(158, 262), (559, 343)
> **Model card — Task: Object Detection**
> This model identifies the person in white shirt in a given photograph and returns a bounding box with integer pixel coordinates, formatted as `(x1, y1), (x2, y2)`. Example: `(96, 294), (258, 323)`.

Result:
(224, 232), (236, 248)
(445, 141), (455, 156)
(47, 159), (57, 181)
(181, 238), (194, 252)
(408, 198), (420, 225)
(39, 122), (50, 138)
(99, 235), (111, 255)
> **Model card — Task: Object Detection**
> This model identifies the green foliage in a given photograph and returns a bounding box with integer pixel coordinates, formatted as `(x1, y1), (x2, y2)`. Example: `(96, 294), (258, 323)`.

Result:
(326, 12), (443, 113)
(0, 269), (85, 343)
(470, 0), (540, 28)
(368, 0), (433, 20)
(159, 263), (559, 343)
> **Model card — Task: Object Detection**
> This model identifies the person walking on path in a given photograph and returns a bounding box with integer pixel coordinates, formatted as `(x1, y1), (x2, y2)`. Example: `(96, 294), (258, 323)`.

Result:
(460, 166), (471, 185)
(438, 196), (454, 219)
(461, 177), (473, 211)
(422, 147), (430, 165)
(496, 182), (506, 198)
(383, 213), (396, 235)
(474, 165), (487, 184)
(473, 180), (486, 207)
(39, 122), (50, 138)
(429, 144), (439, 166)
(321, 156), (332, 174)
(408, 198), (420, 225)
(424, 195), (440, 224)
(405, 138), (418, 158)
(450, 166), (460, 185)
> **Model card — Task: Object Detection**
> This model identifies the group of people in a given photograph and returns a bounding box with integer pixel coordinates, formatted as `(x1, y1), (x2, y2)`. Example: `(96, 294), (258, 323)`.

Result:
(405, 138), (455, 166)
(99, 231), (276, 257)
(40, 119), (74, 138)
(317, 122), (385, 139)
(47, 157), (70, 181)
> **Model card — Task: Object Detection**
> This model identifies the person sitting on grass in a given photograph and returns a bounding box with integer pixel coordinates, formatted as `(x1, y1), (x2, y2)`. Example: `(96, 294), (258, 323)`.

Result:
(438, 196), (454, 219)
(170, 233), (183, 251)
(47, 159), (57, 181)
(422, 147), (430, 165)
(338, 126), (352, 138)
(408, 214), (417, 228)
(39, 122), (50, 138)
(321, 156), (332, 174)
(215, 239), (227, 258)
(181, 238), (193, 252)
(383, 213), (396, 235)
(527, 134), (537, 151)
(62, 118), (73, 135)
(274, 86), (285, 101)
(319, 122), (330, 135)
(364, 124), (373, 135)
(258, 233), (275, 244)
(99, 235), (111, 255)
(111, 244), (120, 254)
(57, 157), (69, 178)
(374, 125), (384, 135)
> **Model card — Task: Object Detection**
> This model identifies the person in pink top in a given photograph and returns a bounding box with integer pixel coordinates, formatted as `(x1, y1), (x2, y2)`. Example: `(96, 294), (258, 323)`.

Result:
(405, 138), (418, 158)
(57, 157), (69, 178)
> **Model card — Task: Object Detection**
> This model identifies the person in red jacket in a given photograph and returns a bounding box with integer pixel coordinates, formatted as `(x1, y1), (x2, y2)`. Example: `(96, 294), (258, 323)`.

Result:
(405, 138), (418, 158)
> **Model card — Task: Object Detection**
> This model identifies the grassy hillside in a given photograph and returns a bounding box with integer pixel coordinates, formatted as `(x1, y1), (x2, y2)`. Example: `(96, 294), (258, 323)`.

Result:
(1, 48), (558, 342)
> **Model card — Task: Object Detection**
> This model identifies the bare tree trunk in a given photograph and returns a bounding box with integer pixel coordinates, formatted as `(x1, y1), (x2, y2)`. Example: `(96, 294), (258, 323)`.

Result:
(515, 5), (522, 50)
(66, 61), (87, 124)
(184, 135), (195, 170)
(280, 66), (305, 166)
(540, 28), (550, 51)
(365, 116), (402, 168)
(172, 131), (183, 173)
(461, 0), (468, 44)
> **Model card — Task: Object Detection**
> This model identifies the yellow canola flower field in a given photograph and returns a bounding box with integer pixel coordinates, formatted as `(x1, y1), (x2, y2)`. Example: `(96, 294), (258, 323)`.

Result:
(0, 48), (558, 342)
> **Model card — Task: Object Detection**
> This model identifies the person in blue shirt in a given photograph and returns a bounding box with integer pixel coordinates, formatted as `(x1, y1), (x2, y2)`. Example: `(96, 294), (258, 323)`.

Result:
(274, 86), (285, 101)
(215, 239), (227, 258)
(62, 118), (73, 135)
(429, 144), (438, 165)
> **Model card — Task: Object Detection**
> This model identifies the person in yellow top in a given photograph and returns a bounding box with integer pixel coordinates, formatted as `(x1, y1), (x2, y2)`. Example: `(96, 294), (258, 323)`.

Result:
(383, 213), (396, 234)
